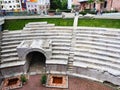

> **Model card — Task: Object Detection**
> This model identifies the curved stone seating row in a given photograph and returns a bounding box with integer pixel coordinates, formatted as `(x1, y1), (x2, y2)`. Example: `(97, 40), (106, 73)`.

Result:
(1, 22), (72, 68)
(72, 28), (120, 85)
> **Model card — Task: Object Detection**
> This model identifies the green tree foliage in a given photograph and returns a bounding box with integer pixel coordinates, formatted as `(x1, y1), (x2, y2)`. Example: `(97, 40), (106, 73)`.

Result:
(50, 0), (67, 10)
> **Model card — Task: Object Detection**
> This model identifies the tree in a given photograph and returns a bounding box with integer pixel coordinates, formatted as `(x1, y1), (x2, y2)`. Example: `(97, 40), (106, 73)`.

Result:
(61, 0), (67, 10)
(50, 0), (67, 10)
(88, 0), (94, 9)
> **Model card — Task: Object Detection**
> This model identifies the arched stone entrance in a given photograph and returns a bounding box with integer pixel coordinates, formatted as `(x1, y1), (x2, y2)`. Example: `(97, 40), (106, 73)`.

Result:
(26, 51), (46, 73)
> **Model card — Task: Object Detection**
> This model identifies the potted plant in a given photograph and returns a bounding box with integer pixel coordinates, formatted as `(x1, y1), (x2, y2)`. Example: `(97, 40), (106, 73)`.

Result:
(41, 74), (47, 85)
(20, 74), (27, 85)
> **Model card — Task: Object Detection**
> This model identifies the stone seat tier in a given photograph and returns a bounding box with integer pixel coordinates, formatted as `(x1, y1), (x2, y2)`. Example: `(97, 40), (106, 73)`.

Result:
(74, 56), (120, 70)
(1, 57), (19, 63)
(51, 55), (68, 60)
(1, 48), (17, 54)
(1, 37), (46, 42)
(46, 60), (68, 65)
(52, 50), (69, 55)
(73, 61), (120, 76)
(75, 44), (120, 53)
(76, 36), (120, 45)
(0, 61), (25, 68)
(75, 30), (120, 36)
(76, 33), (120, 41)
(25, 24), (55, 28)
(76, 40), (120, 49)
(1, 41), (21, 46)
(52, 46), (70, 51)
(23, 27), (56, 31)
(52, 39), (71, 43)
(74, 51), (120, 65)
(2, 31), (22, 35)
(1, 52), (18, 58)
(27, 22), (47, 25)
(75, 47), (120, 59)
(76, 28), (120, 32)
(52, 42), (70, 46)
(1, 44), (18, 49)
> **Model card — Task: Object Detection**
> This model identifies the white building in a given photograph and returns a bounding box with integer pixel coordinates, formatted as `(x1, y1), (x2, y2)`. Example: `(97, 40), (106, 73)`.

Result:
(0, 0), (22, 11)
(26, 0), (50, 14)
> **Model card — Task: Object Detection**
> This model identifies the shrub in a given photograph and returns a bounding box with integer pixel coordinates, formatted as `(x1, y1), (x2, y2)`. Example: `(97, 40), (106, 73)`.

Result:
(20, 74), (27, 84)
(41, 74), (47, 84)
(80, 11), (87, 16)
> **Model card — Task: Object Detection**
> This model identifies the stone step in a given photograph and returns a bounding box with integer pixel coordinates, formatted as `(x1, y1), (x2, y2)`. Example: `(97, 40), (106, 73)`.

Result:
(1, 57), (19, 63)
(76, 40), (120, 49)
(2, 36), (46, 42)
(27, 22), (47, 25)
(1, 41), (21, 46)
(1, 48), (17, 54)
(46, 60), (68, 65)
(2, 33), (47, 39)
(51, 55), (68, 60)
(52, 46), (70, 51)
(75, 29), (120, 34)
(25, 24), (55, 28)
(76, 33), (120, 40)
(52, 50), (69, 55)
(52, 39), (71, 43)
(74, 52), (120, 65)
(3, 31), (22, 35)
(73, 61), (120, 76)
(52, 42), (70, 46)
(1, 44), (18, 49)
(0, 60), (25, 68)
(76, 36), (120, 45)
(49, 35), (72, 39)
(76, 28), (120, 33)
(74, 56), (120, 70)
(23, 27), (55, 30)
(75, 44), (120, 53)
(75, 47), (120, 58)
(1, 52), (18, 58)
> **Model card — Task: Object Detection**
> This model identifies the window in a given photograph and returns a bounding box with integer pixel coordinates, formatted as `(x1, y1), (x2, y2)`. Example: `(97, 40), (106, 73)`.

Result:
(17, 5), (20, 8)
(4, 1), (7, 3)
(9, 6), (12, 8)
(8, 1), (11, 3)
(104, 1), (107, 8)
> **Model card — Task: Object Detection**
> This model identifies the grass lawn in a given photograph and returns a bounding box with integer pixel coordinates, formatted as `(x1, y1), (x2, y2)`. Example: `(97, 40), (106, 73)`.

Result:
(3, 18), (73, 31)
(3, 18), (120, 30)
(78, 18), (120, 29)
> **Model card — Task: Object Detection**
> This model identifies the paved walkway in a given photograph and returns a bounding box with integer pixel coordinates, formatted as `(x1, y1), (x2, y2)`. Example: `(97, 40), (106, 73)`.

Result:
(17, 75), (114, 90)
(3, 12), (120, 20)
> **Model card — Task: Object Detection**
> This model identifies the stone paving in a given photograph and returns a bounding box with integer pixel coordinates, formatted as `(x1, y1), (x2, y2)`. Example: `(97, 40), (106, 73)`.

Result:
(17, 75), (114, 90)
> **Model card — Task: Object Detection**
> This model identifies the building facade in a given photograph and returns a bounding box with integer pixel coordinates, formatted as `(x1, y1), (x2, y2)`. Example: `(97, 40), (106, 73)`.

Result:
(26, 0), (50, 14)
(68, 0), (120, 12)
(0, 0), (22, 11)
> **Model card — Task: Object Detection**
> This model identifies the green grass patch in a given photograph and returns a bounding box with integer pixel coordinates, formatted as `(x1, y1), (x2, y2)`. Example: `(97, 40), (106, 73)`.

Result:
(3, 18), (73, 31)
(3, 18), (120, 31)
(78, 18), (120, 29)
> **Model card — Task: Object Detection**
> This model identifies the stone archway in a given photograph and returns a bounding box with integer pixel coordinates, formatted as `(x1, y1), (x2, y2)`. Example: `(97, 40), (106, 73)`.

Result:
(26, 51), (46, 73)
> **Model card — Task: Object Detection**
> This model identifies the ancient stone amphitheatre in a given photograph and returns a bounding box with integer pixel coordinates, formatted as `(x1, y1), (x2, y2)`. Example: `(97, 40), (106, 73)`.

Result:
(0, 20), (120, 89)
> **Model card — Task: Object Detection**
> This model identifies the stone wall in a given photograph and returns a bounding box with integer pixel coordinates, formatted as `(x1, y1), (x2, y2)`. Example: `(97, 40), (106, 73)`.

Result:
(46, 64), (67, 73)
(72, 66), (120, 86)
(1, 66), (24, 77)
(0, 71), (3, 86)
